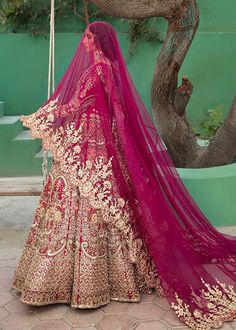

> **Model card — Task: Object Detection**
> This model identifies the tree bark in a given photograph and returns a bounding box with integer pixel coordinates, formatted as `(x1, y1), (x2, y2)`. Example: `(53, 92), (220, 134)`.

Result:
(150, 0), (200, 167)
(91, 0), (236, 168)
(90, 0), (181, 19)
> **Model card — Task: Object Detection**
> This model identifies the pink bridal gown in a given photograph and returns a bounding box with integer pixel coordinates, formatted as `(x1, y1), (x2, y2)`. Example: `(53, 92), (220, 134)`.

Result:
(12, 21), (236, 330)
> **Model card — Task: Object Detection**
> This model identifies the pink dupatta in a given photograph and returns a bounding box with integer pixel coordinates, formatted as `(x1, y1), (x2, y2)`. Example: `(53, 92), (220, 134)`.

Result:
(21, 21), (236, 329)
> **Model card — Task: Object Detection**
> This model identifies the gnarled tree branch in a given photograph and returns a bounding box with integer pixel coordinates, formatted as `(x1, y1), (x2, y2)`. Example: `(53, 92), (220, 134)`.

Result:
(91, 0), (236, 168)
(150, 0), (200, 167)
(91, 0), (181, 19)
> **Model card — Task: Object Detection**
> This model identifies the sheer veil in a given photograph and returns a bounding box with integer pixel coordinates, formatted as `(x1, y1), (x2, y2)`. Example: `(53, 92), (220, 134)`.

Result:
(20, 21), (236, 329)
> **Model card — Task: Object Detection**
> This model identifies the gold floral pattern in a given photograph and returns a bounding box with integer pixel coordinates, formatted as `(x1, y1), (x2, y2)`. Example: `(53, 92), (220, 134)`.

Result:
(12, 164), (143, 307)
(171, 277), (236, 329)
(19, 62), (107, 147)
(13, 58), (236, 330)
(13, 64), (161, 307)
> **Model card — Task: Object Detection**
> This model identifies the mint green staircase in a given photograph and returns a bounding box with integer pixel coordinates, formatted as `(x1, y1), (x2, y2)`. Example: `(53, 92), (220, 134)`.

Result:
(0, 102), (52, 176)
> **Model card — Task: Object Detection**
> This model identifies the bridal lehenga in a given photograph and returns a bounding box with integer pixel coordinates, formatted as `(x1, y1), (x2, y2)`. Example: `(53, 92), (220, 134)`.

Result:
(12, 21), (236, 329)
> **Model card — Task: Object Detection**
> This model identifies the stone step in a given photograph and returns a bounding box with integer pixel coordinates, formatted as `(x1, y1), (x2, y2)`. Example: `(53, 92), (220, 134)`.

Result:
(0, 176), (43, 196)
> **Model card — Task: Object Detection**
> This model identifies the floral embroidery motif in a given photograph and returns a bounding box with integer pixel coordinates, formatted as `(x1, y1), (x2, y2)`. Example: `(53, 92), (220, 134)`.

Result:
(12, 163), (145, 308)
(15, 32), (236, 330)
(20, 96), (60, 147)
(19, 63), (107, 144)
(16, 61), (164, 309)
(17, 111), (163, 308)
(171, 277), (236, 329)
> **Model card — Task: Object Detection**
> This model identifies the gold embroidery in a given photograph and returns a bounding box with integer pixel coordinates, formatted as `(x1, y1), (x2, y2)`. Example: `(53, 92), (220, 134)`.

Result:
(47, 238), (67, 257)
(81, 241), (107, 260)
(19, 63), (105, 143)
(171, 277), (236, 329)
(15, 62), (162, 310)
(20, 96), (60, 146)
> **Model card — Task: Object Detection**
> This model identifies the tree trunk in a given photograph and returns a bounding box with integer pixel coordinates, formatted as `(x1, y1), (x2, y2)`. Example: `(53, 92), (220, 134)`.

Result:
(91, 0), (236, 168)
(151, 0), (200, 167)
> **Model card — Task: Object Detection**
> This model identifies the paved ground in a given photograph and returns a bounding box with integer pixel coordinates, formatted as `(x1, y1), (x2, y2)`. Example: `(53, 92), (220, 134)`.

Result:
(1, 177), (236, 329)
(2, 232), (236, 329)
(0, 238), (190, 330)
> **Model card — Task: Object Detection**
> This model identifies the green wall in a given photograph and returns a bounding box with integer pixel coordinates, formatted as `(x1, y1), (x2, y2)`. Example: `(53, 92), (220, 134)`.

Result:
(0, 0), (236, 121)
(1, 1), (236, 226)
(0, 32), (159, 117)
(177, 163), (236, 227)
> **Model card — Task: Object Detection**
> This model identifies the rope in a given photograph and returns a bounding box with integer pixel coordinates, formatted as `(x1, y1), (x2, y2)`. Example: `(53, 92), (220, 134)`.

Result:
(42, 0), (55, 184)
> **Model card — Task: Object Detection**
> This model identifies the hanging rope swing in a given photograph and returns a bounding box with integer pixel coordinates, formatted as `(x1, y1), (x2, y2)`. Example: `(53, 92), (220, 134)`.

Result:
(42, 0), (55, 183)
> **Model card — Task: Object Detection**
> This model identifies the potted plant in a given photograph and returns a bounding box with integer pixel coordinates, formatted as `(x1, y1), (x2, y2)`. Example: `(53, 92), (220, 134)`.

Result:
(192, 105), (224, 147)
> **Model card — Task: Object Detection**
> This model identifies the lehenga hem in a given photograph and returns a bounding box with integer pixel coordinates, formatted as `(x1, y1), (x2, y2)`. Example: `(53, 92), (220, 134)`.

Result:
(11, 284), (141, 309)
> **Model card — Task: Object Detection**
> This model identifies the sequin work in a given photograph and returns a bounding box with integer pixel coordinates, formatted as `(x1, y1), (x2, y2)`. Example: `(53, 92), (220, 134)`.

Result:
(12, 62), (160, 308)
(12, 27), (236, 328)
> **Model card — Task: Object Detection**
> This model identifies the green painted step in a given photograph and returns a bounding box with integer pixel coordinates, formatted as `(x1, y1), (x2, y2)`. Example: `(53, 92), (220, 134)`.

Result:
(0, 115), (44, 176)
(35, 148), (52, 159)
(0, 115), (22, 141)
(13, 130), (42, 154)
(0, 102), (4, 118)
(0, 111), (53, 175)
(35, 148), (53, 173)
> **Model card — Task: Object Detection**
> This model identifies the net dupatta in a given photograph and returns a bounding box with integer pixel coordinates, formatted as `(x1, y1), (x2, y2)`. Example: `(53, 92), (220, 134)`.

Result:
(21, 21), (236, 329)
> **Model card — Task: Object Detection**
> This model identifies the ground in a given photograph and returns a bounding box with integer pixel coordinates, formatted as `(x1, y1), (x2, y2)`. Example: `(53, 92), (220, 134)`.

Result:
(1, 177), (236, 330)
